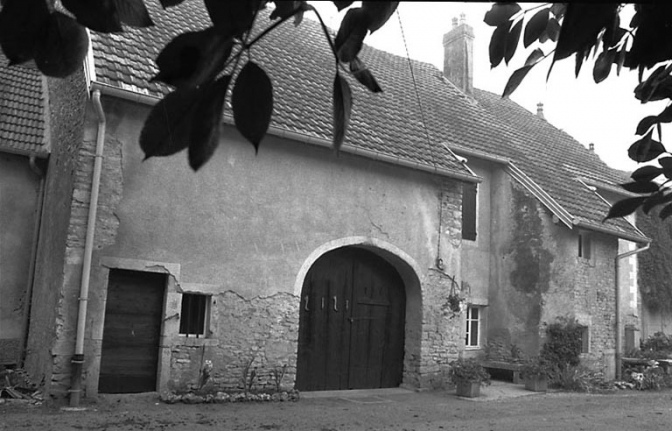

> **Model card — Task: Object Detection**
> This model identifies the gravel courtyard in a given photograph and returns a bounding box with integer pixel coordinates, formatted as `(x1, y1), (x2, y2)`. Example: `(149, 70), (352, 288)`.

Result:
(2, 384), (671, 431)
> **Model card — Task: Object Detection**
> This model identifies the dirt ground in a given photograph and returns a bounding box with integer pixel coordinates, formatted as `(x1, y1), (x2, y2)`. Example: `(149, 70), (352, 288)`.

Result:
(1, 385), (672, 431)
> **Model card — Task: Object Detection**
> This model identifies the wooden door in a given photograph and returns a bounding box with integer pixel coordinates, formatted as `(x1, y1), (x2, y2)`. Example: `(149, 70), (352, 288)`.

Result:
(99, 269), (166, 393)
(296, 248), (405, 391)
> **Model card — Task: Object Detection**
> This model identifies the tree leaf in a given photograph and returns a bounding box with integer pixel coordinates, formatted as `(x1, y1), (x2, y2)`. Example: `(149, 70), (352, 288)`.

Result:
(152, 28), (231, 88)
(33, 12), (89, 78)
(615, 45), (626, 76)
(232, 61), (274, 153)
(620, 181), (660, 194)
(204, 0), (260, 38)
(657, 105), (672, 123)
(332, 1), (353, 11)
(631, 165), (663, 183)
(335, 7), (370, 63)
(332, 72), (352, 152)
(628, 131), (666, 162)
(489, 21), (510, 68)
(524, 48), (545, 67)
(524, 7), (550, 48)
(484, 3), (521, 27)
(660, 203), (672, 220)
(659, 157), (672, 170)
(160, 0), (186, 7)
(270, 1), (305, 20)
(114, 0), (154, 27)
(593, 47), (616, 83)
(0, 0), (49, 65)
(502, 65), (533, 98)
(140, 87), (202, 159)
(62, 0), (123, 33)
(362, 1), (398, 34)
(604, 196), (648, 221)
(545, 17), (561, 42)
(553, 4), (619, 62)
(643, 191), (672, 215)
(504, 19), (522, 65)
(636, 116), (658, 136)
(349, 57), (382, 93)
(188, 75), (231, 171)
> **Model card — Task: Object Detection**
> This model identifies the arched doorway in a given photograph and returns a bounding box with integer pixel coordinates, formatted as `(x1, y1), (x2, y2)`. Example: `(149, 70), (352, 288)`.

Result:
(295, 247), (406, 391)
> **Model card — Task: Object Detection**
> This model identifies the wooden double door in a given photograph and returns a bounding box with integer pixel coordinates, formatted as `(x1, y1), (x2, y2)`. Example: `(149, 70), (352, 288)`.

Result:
(296, 247), (406, 391)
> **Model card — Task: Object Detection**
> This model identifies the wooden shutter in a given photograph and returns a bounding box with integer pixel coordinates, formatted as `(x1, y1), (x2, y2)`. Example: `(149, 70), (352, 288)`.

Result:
(462, 183), (477, 241)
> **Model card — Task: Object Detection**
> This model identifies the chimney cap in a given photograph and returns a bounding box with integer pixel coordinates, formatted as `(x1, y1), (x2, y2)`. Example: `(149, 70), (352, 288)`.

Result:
(589, 143), (595, 151)
(536, 102), (545, 119)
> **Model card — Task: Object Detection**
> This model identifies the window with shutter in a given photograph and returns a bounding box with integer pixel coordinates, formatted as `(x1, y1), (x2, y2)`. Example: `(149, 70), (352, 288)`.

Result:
(462, 183), (477, 241)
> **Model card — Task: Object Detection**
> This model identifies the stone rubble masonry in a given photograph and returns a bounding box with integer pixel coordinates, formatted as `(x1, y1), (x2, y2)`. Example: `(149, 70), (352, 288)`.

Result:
(24, 71), (87, 400)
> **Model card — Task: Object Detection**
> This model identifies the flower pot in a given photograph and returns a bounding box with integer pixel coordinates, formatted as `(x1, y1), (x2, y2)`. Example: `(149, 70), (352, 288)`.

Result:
(455, 380), (481, 398)
(524, 374), (548, 392)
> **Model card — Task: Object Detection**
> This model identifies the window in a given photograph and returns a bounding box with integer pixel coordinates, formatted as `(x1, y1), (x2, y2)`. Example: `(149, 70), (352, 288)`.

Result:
(580, 326), (590, 354)
(465, 306), (481, 348)
(578, 232), (591, 259)
(462, 183), (477, 241)
(179, 293), (210, 337)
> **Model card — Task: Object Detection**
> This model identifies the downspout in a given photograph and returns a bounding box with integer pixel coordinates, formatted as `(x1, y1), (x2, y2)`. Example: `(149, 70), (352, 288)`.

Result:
(19, 155), (46, 366)
(69, 89), (106, 407)
(615, 243), (650, 380)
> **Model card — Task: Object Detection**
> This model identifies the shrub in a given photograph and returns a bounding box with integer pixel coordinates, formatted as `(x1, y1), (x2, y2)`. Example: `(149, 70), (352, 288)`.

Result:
(551, 365), (613, 393)
(540, 317), (583, 371)
(640, 332), (672, 359)
(448, 358), (491, 385)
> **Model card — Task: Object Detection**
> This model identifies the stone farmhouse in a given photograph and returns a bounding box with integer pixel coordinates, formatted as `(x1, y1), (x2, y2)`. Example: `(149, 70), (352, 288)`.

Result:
(0, 3), (649, 403)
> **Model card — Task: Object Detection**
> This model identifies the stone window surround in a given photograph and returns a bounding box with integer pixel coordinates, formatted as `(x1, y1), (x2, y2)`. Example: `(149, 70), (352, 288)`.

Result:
(94, 256), (218, 396)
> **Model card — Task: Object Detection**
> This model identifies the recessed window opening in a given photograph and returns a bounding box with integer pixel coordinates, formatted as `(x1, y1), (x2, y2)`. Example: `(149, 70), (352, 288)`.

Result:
(465, 305), (481, 348)
(179, 293), (210, 338)
(578, 232), (592, 260)
(462, 183), (478, 241)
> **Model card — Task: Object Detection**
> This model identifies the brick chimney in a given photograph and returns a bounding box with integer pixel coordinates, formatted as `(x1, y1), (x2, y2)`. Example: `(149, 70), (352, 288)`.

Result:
(442, 13), (474, 95)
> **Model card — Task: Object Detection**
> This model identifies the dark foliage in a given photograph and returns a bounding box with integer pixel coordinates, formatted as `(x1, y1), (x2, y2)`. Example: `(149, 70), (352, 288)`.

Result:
(636, 209), (672, 311)
(540, 317), (583, 371)
(485, 3), (672, 221)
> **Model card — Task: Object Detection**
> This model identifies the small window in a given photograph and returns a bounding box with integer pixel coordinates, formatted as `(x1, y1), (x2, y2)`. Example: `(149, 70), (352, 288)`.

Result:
(462, 183), (477, 241)
(179, 294), (210, 338)
(465, 306), (481, 348)
(580, 326), (590, 354)
(578, 232), (591, 260)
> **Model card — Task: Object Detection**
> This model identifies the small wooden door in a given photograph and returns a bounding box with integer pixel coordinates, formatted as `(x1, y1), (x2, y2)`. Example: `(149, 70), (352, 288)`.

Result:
(296, 247), (405, 391)
(99, 269), (166, 393)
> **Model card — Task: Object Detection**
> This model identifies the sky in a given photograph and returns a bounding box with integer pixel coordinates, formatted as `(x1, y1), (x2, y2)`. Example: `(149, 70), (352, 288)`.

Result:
(307, 2), (667, 173)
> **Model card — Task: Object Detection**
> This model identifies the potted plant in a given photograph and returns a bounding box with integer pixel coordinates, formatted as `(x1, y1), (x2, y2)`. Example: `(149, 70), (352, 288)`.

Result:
(448, 358), (491, 398)
(520, 356), (554, 392)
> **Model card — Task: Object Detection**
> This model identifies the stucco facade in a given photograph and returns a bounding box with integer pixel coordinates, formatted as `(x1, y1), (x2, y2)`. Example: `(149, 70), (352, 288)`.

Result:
(459, 157), (638, 379)
(35, 95), (474, 398)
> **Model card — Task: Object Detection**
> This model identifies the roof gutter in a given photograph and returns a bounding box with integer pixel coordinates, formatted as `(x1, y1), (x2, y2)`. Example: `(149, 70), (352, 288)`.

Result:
(69, 89), (106, 407)
(89, 81), (481, 184)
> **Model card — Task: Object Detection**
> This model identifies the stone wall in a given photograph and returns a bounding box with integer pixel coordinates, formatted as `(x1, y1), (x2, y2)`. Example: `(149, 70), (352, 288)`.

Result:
(25, 71), (87, 396)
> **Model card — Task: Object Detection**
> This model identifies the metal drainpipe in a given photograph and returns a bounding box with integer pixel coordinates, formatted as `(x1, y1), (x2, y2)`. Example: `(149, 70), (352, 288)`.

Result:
(615, 243), (650, 381)
(19, 155), (46, 366)
(69, 90), (106, 407)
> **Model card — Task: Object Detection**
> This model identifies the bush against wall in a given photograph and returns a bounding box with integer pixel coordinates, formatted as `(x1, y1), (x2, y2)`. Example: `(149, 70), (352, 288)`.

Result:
(637, 209), (672, 312)
(540, 317), (583, 371)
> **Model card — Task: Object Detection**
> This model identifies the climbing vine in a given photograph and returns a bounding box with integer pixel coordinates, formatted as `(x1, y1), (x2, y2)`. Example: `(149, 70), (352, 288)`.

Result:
(637, 209), (672, 312)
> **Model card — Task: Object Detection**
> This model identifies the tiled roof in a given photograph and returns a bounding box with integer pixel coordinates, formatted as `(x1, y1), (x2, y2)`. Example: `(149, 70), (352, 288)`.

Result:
(91, 3), (478, 178)
(0, 56), (46, 156)
(473, 89), (646, 242)
(89, 3), (646, 242)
